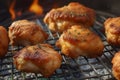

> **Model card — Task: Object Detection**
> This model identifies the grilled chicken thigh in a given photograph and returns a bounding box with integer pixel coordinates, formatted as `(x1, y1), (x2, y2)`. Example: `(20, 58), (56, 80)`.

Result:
(13, 44), (62, 77)
(44, 2), (95, 33)
(0, 26), (9, 58)
(112, 51), (120, 80)
(8, 20), (48, 46)
(104, 17), (120, 46)
(56, 25), (104, 58)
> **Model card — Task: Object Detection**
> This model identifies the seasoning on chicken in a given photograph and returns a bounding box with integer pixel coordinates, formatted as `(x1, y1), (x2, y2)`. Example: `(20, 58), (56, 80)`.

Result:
(0, 26), (9, 58)
(8, 20), (48, 46)
(56, 25), (104, 58)
(112, 51), (120, 80)
(104, 17), (120, 46)
(13, 44), (62, 77)
(44, 2), (95, 33)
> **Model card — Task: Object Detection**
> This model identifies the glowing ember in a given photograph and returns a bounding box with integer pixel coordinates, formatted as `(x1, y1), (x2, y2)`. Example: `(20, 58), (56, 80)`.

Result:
(9, 0), (16, 20)
(29, 0), (43, 15)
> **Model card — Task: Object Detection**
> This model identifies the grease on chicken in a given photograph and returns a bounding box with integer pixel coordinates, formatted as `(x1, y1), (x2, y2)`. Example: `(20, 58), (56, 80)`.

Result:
(56, 25), (104, 58)
(44, 2), (95, 33)
(104, 17), (120, 46)
(0, 26), (9, 58)
(13, 44), (62, 77)
(8, 20), (48, 46)
(112, 51), (120, 80)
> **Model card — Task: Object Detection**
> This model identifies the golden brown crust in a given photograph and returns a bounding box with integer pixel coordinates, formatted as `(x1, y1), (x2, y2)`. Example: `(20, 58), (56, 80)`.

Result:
(8, 20), (48, 46)
(0, 26), (9, 58)
(112, 51), (120, 80)
(44, 2), (95, 33)
(104, 17), (120, 46)
(13, 44), (62, 77)
(56, 25), (104, 58)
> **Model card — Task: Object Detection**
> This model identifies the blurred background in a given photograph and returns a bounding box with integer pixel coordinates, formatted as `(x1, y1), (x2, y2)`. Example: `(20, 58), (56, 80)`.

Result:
(0, 0), (119, 26)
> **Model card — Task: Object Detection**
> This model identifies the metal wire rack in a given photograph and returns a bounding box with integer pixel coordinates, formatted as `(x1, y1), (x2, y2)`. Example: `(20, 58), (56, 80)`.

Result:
(0, 11), (118, 80)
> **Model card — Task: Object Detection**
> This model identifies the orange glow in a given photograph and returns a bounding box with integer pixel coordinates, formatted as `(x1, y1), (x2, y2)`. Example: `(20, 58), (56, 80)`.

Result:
(29, 0), (43, 15)
(9, 0), (16, 20)
(17, 11), (22, 17)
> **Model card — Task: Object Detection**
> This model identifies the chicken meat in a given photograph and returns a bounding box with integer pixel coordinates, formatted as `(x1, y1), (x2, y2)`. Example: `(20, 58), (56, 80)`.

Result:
(13, 44), (62, 77)
(44, 2), (95, 33)
(0, 26), (9, 58)
(8, 20), (48, 46)
(112, 51), (120, 80)
(56, 25), (104, 58)
(104, 17), (120, 46)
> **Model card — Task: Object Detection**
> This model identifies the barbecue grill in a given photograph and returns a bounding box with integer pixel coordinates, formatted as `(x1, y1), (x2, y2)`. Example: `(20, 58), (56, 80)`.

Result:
(0, 0), (119, 80)
(0, 11), (117, 80)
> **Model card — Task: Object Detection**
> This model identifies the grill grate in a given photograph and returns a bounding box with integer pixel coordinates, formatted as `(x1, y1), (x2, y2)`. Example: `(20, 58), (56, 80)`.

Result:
(0, 11), (118, 80)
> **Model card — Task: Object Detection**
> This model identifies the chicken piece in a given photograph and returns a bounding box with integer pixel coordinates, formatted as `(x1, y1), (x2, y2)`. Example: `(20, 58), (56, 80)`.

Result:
(0, 26), (9, 58)
(104, 17), (120, 46)
(112, 51), (120, 80)
(8, 20), (48, 46)
(44, 2), (95, 33)
(13, 44), (62, 77)
(56, 25), (104, 58)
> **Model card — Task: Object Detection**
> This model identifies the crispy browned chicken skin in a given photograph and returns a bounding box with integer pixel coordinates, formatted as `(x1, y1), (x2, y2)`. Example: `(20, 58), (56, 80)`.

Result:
(56, 25), (104, 58)
(0, 26), (9, 58)
(8, 20), (48, 46)
(112, 51), (120, 80)
(104, 17), (120, 46)
(13, 44), (62, 77)
(44, 2), (95, 33)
